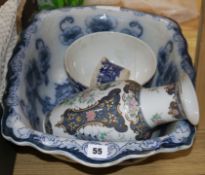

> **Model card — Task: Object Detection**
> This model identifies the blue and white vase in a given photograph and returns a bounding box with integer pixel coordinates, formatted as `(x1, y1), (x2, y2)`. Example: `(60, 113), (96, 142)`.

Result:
(44, 73), (199, 142)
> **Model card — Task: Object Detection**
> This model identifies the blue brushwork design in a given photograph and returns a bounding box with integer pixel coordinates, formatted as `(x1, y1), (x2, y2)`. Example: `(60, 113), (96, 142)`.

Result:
(167, 21), (180, 32)
(121, 21), (143, 38)
(159, 63), (179, 85)
(54, 79), (85, 104)
(20, 99), (40, 129)
(155, 40), (179, 86)
(22, 21), (38, 47)
(167, 21), (195, 82)
(75, 133), (99, 142)
(25, 70), (85, 128)
(23, 78), (85, 129)
(59, 16), (84, 45)
(35, 38), (50, 85)
(85, 14), (117, 33)
(23, 38), (50, 128)
(173, 32), (195, 81)
(23, 38), (85, 128)
(36, 79), (84, 114)
(157, 40), (173, 75)
(4, 50), (24, 107)
(24, 59), (42, 129)
(97, 59), (123, 85)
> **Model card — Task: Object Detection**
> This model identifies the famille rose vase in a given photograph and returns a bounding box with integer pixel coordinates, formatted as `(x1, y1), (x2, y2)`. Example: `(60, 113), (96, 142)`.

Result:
(44, 73), (199, 142)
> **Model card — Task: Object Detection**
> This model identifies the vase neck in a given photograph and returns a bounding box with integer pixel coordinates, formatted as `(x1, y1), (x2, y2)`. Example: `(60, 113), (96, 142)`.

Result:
(140, 84), (185, 128)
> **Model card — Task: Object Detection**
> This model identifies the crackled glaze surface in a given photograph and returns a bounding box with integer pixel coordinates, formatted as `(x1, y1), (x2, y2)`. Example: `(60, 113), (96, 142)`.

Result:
(1, 6), (196, 167)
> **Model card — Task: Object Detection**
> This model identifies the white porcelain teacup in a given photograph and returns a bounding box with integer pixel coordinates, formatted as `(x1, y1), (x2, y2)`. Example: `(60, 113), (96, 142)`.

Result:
(64, 32), (157, 87)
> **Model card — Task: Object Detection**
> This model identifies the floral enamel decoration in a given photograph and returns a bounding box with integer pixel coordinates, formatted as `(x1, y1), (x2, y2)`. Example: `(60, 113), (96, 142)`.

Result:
(46, 74), (199, 143)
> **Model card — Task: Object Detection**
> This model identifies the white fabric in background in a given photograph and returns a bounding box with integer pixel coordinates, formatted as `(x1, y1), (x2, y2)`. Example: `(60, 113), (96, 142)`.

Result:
(0, 0), (19, 103)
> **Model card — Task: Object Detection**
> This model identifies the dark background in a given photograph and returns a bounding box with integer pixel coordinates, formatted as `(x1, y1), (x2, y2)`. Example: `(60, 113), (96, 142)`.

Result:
(0, 105), (16, 175)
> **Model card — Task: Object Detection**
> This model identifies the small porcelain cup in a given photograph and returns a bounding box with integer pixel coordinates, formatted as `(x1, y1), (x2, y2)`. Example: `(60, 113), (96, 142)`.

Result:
(64, 31), (157, 87)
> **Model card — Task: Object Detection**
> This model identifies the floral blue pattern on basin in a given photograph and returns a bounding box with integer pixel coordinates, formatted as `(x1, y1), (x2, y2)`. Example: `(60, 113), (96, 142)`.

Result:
(85, 14), (118, 33)
(1, 6), (196, 167)
(121, 21), (143, 38)
(59, 16), (84, 45)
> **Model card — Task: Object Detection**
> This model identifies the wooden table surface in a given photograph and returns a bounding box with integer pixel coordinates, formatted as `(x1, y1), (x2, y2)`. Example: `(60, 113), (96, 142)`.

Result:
(13, 3), (205, 175)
